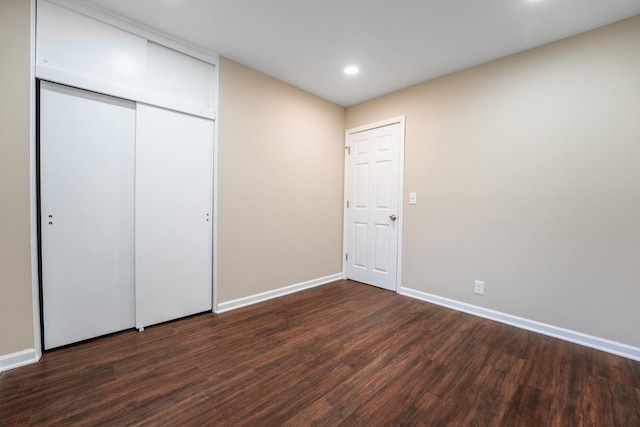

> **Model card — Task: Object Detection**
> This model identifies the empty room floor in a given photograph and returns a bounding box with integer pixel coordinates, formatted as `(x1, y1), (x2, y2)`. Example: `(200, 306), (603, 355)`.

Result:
(1, 280), (639, 425)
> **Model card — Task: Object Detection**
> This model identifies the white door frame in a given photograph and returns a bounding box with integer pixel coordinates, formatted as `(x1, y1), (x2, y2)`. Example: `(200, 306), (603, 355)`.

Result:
(342, 116), (405, 292)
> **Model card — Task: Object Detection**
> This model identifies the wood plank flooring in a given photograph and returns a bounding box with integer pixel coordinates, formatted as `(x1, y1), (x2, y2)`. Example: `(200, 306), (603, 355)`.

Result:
(1, 280), (639, 426)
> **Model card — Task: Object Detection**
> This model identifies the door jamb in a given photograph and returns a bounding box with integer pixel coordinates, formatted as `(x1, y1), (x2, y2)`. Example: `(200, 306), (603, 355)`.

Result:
(30, 0), (43, 359)
(342, 116), (406, 292)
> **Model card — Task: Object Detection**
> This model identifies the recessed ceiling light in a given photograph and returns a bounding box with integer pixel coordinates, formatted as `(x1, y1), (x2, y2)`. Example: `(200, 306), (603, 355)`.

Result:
(344, 66), (359, 75)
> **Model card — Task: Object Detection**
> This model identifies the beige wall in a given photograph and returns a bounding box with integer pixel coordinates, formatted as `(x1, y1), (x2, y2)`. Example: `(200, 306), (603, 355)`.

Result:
(217, 57), (345, 303)
(0, 0), (35, 355)
(346, 16), (640, 347)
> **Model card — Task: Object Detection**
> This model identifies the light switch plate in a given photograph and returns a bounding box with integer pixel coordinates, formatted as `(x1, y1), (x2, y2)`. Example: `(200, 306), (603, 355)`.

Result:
(409, 192), (417, 205)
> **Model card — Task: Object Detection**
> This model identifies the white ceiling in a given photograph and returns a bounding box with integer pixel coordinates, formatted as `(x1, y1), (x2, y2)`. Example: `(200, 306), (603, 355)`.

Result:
(77, 0), (640, 107)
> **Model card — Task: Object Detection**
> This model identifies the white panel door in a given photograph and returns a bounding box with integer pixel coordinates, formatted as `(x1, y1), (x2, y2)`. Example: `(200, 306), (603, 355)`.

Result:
(135, 104), (213, 328)
(345, 123), (401, 291)
(40, 81), (135, 349)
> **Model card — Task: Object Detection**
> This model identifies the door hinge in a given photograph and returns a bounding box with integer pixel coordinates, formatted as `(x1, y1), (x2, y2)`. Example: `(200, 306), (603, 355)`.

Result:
(345, 253), (349, 261)
(345, 146), (350, 155)
(347, 200), (349, 208)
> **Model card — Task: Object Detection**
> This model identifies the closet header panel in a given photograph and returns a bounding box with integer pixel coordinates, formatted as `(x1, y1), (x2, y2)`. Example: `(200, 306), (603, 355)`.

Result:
(36, 0), (216, 120)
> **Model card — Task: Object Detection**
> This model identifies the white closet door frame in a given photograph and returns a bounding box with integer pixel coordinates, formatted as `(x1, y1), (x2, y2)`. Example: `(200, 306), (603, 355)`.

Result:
(40, 81), (136, 349)
(135, 103), (213, 329)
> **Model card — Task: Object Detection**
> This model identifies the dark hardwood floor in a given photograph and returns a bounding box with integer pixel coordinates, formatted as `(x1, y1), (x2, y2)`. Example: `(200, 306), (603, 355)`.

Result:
(1, 280), (639, 426)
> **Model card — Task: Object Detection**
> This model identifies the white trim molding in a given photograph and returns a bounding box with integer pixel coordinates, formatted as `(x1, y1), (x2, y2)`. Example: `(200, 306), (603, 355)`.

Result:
(216, 273), (342, 314)
(0, 349), (41, 373)
(210, 62), (220, 315)
(399, 286), (640, 362)
(31, 0), (43, 364)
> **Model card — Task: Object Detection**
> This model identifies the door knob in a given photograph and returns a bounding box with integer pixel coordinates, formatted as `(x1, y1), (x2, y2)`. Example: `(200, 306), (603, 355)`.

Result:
(389, 214), (397, 221)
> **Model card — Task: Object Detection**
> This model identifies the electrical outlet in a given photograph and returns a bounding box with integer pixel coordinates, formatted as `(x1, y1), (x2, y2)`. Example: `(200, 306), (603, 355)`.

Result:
(474, 280), (484, 295)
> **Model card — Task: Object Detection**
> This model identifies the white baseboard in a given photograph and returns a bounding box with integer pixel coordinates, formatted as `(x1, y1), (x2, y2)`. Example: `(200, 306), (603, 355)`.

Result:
(0, 348), (41, 373)
(399, 286), (640, 362)
(216, 273), (343, 314)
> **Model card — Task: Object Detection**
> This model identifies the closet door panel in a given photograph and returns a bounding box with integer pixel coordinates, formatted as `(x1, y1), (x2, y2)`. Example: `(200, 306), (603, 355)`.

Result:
(40, 81), (135, 349)
(135, 104), (213, 328)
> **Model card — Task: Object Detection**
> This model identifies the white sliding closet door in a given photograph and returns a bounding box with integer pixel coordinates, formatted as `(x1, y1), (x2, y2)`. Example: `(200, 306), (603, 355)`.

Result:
(135, 104), (213, 328)
(40, 81), (135, 349)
